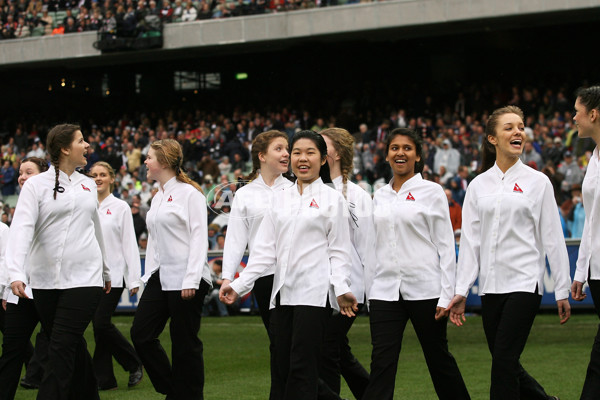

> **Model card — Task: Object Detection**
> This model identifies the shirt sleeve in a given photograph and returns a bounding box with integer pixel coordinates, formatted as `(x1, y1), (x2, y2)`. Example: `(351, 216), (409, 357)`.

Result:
(182, 189), (208, 290)
(455, 184), (481, 297)
(222, 192), (250, 281)
(6, 181), (38, 285)
(92, 205), (111, 284)
(328, 195), (352, 297)
(428, 188), (457, 308)
(574, 200), (592, 283)
(120, 204), (142, 290)
(0, 226), (9, 297)
(230, 209), (277, 298)
(536, 179), (571, 301)
(141, 231), (157, 284)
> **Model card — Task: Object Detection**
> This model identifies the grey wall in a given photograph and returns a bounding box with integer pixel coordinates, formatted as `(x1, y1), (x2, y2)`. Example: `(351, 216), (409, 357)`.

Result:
(1, 0), (598, 66)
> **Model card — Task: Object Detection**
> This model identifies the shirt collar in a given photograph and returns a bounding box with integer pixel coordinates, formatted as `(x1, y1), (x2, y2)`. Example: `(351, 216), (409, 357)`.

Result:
(492, 158), (523, 180)
(385, 173), (422, 193)
(255, 173), (289, 189)
(162, 176), (178, 192)
(332, 175), (343, 189)
(295, 177), (323, 195)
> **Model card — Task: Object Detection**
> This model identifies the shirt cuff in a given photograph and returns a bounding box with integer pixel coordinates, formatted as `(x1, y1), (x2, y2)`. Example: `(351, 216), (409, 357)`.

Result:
(574, 269), (588, 284)
(455, 286), (470, 298)
(554, 289), (569, 302)
(230, 279), (252, 298)
(332, 283), (351, 298)
(437, 297), (451, 309)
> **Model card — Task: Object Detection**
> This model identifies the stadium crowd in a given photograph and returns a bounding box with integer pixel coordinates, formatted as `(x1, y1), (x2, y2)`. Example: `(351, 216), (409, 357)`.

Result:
(0, 0), (377, 39)
(0, 84), (593, 243)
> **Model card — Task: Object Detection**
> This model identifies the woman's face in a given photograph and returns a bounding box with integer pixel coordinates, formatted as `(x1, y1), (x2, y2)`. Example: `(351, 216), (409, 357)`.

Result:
(488, 113), (525, 159)
(291, 138), (325, 185)
(90, 165), (114, 196)
(260, 137), (289, 175)
(144, 147), (164, 181)
(573, 97), (596, 139)
(18, 161), (42, 188)
(386, 134), (419, 179)
(64, 130), (90, 168)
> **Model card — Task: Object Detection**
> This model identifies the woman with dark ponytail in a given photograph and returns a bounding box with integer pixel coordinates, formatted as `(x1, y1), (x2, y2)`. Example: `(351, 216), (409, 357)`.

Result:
(319, 127), (373, 399)
(6, 123), (111, 400)
(570, 85), (600, 399)
(220, 130), (292, 399)
(131, 138), (211, 400)
(448, 106), (570, 400)
(221, 130), (357, 400)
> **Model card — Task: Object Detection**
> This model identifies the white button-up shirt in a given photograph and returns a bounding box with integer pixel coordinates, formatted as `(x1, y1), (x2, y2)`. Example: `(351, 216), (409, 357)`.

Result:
(575, 146), (600, 283)
(98, 194), (142, 290)
(0, 222), (10, 299)
(332, 176), (375, 304)
(369, 174), (457, 308)
(142, 177), (211, 290)
(222, 173), (293, 282)
(6, 166), (109, 289)
(455, 160), (571, 300)
(230, 178), (352, 309)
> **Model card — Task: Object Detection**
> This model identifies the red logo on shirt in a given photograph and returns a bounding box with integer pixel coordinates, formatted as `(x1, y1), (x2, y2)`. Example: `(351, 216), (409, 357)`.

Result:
(406, 192), (415, 201)
(513, 183), (523, 193)
(309, 199), (319, 209)
(81, 184), (90, 192)
(106, 209), (112, 215)
(167, 195), (173, 202)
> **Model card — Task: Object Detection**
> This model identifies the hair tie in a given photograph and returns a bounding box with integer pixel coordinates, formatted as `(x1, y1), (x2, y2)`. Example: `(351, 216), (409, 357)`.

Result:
(54, 184), (65, 194)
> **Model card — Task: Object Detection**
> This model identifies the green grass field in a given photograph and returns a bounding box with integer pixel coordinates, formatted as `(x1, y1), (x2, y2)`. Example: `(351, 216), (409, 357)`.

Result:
(3, 312), (597, 399)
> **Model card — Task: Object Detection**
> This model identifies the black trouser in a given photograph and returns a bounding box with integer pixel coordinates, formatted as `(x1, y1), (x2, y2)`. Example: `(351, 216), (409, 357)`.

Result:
(481, 292), (551, 400)
(23, 330), (49, 386)
(270, 301), (331, 400)
(92, 286), (141, 388)
(0, 298), (38, 400)
(581, 279), (600, 399)
(252, 274), (278, 400)
(318, 304), (369, 400)
(33, 287), (103, 400)
(130, 272), (209, 400)
(363, 297), (470, 400)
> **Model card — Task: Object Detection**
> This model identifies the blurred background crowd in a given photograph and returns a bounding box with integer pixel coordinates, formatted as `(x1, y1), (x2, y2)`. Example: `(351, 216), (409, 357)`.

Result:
(0, 82), (593, 248)
(0, 0), (377, 39)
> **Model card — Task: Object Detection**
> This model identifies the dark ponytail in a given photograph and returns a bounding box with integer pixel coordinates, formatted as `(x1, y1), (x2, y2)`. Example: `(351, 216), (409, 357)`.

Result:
(291, 130), (332, 184)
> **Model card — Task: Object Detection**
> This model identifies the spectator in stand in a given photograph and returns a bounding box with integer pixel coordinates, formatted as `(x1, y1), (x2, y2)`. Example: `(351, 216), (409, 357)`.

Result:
(434, 138), (461, 176)
(25, 9), (40, 31)
(557, 150), (584, 195)
(172, 0), (184, 20)
(520, 138), (543, 170)
(51, 20), (65, 34)
(2, 14), (17, 39)
(218, 156), (232, 177)
(544, 136), (565, 166)
(159, 0), (173, 22)
(1, 160), (17, 197)
(64, 16), (78, 33)
(445, 188), (462, 232)
(181, 2), (197, 21)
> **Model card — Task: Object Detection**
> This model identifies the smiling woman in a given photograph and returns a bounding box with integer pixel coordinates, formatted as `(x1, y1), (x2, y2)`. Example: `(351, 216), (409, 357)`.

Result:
(364, 128), (469, 400)
(5, 123), (111, 400)
(220, 130), (357, 400)
(448, 106), (570, 400)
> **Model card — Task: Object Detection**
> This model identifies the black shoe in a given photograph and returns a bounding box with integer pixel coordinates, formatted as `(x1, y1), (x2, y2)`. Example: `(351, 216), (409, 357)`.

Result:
(128, 366), (143, 387)
(20, 377), (39, 390)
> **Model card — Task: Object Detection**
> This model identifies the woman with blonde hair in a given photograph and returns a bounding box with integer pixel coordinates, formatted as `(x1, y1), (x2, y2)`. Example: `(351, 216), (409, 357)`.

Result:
(319, 127), (373, 399)
(90, 161), (143, 391)
(131, 139), (211, 399)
